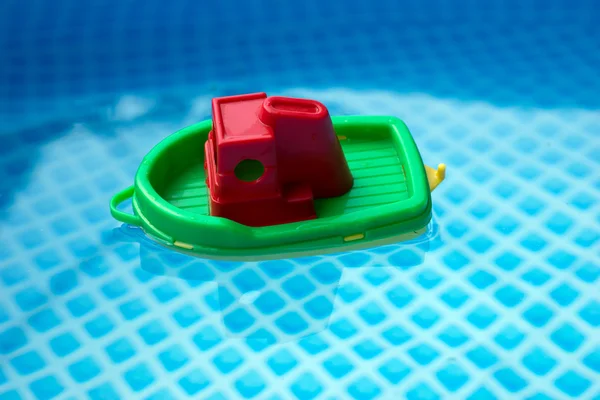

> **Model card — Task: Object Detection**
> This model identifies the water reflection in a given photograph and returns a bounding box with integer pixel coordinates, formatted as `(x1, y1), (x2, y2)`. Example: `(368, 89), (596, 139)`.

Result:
(111, 220), (440, 342)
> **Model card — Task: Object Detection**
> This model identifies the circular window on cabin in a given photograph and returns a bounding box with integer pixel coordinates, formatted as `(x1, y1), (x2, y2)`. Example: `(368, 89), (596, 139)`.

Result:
(234, 159), (265, 182)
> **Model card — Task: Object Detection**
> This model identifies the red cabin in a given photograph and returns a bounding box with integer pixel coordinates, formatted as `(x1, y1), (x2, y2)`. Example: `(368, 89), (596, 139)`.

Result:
(205, 92), (353, 227)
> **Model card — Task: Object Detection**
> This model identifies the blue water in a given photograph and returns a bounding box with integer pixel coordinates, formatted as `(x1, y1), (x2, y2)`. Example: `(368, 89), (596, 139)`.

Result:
(1, 1), (599, 399)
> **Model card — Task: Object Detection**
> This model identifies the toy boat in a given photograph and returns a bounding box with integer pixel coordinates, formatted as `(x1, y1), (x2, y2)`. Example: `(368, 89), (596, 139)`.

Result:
(110, 93), (445, 260)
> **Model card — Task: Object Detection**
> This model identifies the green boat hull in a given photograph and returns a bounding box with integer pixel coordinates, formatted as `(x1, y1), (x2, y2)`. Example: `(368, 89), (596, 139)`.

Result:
(110, 116), (435, 260)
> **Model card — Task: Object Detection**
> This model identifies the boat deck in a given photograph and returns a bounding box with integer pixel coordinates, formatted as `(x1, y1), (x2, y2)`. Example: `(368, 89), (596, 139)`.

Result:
(162, 136), (410, 218)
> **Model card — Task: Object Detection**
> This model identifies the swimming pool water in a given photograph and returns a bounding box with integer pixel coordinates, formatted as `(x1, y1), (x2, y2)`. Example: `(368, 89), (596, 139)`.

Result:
(0, 1), (599, 399)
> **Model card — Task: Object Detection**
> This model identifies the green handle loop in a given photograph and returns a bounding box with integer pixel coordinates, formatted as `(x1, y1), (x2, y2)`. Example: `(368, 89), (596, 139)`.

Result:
(110, 186), (141, 226)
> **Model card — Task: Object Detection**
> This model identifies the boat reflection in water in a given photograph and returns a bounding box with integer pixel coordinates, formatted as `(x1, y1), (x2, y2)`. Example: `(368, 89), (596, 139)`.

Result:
(111, 220), (439, 344)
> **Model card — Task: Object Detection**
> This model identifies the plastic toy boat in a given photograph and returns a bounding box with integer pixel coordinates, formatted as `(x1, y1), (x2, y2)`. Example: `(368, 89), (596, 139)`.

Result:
(110, 93), (445, 260)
